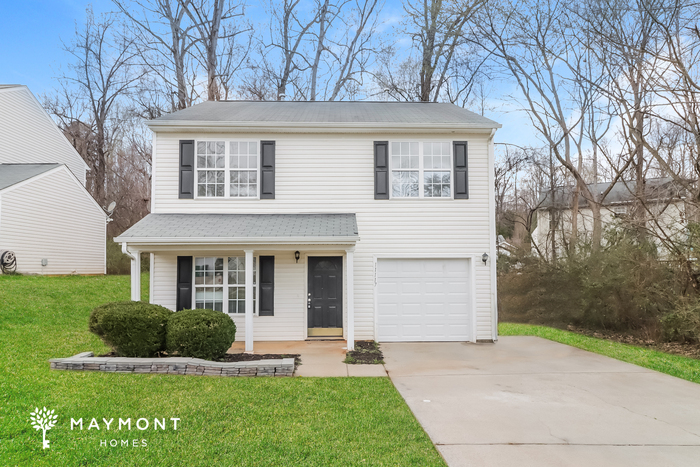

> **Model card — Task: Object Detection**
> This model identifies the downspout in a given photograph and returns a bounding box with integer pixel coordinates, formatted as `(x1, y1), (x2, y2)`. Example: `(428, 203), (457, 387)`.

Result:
(487, 128), (499, 342)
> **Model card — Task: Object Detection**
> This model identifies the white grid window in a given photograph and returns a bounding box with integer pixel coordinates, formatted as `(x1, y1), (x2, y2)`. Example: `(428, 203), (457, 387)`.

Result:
(227, 256), (257, 313)
(423, 142), (452, 198)
(229, 142), (258, 198)
(195, 141), (259, 198)
(193, 256), (257, 314)
(391, 142), (419, 197)
(391, 142), (452, 198)
(196, 142), (226, 197)
(194, 257), (224, 311)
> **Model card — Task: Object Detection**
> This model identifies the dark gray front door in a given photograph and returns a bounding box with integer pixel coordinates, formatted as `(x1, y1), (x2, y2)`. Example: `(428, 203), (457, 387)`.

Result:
(308, 256), (343, 335)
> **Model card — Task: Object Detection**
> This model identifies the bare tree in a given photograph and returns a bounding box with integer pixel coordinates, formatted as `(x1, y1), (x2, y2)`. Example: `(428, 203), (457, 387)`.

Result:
(376, 0), (487, 103)
(183, 0), (249, 101)
(113, 0), (199, 112)
(45, 8), (142, 207)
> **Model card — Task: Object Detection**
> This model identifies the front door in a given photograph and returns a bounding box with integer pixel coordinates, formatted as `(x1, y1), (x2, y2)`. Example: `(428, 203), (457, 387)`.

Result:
(308, 256), (343, 337)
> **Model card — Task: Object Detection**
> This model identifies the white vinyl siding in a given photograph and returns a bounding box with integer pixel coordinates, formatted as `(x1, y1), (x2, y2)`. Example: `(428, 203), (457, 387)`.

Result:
(151, 132), (495, 341)
(152, 251), (307, 341)
(0, 167), (105, 274)
(0, 86), (88, 184)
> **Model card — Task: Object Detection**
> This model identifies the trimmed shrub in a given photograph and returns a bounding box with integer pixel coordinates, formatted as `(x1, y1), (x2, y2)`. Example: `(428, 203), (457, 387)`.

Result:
(89, 301), (172, 357)
(166, 309), (236, 360)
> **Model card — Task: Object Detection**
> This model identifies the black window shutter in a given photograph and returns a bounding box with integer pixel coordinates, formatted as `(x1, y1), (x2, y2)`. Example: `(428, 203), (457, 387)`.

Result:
(374, 141), (389, 199)
(176, 256), (193, 311)
(260, 141), (275, 199)
(258, 256), (274, 316)
(453, 141), (469, 199)
(179, 140), (195, 199)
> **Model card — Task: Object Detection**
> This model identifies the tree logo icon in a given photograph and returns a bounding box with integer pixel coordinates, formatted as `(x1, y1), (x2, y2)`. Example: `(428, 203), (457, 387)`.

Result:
(30, 407), (58, 449)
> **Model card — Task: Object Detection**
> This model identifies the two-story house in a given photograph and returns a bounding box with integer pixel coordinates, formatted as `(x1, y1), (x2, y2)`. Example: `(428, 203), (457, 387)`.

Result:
(0, 85), (106, 275)
(114, 101), (501, 351)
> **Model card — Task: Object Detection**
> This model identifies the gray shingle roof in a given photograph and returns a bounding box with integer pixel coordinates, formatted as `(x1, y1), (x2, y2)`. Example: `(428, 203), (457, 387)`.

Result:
(149, 101), (501, 129)
(538, 177), (691, 208)
(115, 213), (359, 243)
(0, 163), (61, 191)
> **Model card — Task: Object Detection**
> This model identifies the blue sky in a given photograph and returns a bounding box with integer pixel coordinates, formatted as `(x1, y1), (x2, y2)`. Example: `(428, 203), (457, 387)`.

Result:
(0, 0), (527, 147)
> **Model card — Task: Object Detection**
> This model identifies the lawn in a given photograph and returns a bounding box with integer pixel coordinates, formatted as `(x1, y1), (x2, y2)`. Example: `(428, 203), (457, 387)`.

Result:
(0, 274), (444, 467)
(500, 322), (700, 384)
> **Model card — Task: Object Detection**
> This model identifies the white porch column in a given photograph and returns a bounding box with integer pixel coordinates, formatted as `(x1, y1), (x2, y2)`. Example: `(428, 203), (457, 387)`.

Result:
(346, 247), (355, 351)
(122, 243), (141, 302)
(244, 249), (254, 353)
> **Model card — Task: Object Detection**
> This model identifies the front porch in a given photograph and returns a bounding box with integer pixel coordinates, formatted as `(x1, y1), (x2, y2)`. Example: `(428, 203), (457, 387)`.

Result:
(114, 213), (360, 352)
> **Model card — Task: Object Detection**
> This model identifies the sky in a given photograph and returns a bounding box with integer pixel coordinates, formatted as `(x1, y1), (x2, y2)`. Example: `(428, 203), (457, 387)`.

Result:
(0, 0), (530, 148)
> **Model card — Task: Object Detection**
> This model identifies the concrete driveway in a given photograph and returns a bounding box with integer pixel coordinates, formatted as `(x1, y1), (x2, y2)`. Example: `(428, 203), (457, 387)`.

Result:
(383, 337), (700, 467)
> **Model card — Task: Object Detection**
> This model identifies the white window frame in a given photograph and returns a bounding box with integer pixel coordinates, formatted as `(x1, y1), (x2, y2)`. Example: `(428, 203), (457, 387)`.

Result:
(195, 139), (260, 199)
(193, 255), (259, 315)
(389, 141), (454, 199)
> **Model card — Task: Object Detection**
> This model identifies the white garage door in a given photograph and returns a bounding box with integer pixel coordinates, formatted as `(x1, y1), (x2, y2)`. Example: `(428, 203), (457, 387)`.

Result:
(377, 258), (472, 342)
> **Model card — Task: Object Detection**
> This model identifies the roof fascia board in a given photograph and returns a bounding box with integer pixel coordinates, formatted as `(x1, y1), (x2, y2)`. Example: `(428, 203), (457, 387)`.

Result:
(114, 236), (359, 245)
(146, 121), (501, 133)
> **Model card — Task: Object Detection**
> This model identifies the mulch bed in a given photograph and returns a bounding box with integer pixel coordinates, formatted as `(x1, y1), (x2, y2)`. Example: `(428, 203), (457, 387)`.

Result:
(98, 351), (302, 367)
(566, 325), (700, 360)
(345, 340), (384, 364)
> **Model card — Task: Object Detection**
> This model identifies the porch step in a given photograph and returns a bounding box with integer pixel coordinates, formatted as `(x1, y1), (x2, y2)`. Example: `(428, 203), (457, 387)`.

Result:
(305, 337), (345, 341)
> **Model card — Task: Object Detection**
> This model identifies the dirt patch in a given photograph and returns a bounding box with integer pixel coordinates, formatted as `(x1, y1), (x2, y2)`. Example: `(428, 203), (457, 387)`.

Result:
(345, 340), (384, 364)
(98, 351), (302, 367)
(566, 325), (700, 360)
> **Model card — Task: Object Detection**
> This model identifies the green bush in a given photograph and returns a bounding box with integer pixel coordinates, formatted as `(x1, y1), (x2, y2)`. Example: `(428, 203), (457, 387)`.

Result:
(89, 301), (172, 357)
(166, 309), (236, 360)
(661, 301), (700, 343)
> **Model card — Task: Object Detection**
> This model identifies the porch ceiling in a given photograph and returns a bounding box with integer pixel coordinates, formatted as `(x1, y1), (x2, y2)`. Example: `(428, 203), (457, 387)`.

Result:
(114, 213), (359, 245)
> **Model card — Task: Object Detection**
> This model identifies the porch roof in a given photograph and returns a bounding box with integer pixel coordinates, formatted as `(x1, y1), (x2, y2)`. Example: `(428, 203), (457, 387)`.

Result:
(114, 213), (359, 245)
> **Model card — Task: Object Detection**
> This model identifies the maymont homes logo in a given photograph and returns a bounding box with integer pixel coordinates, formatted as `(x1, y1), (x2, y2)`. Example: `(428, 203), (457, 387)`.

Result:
(28, 406), (181, 449)
(29, 407), (58, 449)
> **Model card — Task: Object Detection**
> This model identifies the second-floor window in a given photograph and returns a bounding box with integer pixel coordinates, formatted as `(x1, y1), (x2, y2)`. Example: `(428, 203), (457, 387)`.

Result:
(391, 142), (452, 198)
(196, 141), (259, 198)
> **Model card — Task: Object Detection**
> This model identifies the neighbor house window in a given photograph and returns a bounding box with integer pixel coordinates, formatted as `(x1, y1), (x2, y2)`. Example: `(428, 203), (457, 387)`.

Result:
(194, 256), (257, 314)
(391, 142), (452, 198)
(196, 141), (259, 198)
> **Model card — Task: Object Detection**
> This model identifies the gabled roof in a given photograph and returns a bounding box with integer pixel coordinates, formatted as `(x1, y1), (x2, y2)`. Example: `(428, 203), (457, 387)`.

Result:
(147, 101), (501, 132)
(114, 213), (359, 244)
(538, 177), (692, 209)
(0, 163), (61, 191)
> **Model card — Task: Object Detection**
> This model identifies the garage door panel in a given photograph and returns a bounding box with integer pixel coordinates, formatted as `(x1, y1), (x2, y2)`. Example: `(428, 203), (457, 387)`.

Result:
(377, 258), (471, 342)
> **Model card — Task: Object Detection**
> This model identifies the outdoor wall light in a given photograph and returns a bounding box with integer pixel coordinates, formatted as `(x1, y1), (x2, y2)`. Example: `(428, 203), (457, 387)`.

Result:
(295, 251), (300, 263)
(482, 253), (489, 265)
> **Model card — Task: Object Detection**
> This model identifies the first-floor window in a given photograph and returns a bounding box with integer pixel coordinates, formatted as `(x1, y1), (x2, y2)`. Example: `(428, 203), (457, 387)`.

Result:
(194, 256), (256, 314)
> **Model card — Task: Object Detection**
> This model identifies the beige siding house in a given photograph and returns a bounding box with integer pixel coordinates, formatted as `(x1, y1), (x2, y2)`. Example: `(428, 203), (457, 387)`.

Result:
(0, 85), (106, 275)
(115, 101), (500, 351)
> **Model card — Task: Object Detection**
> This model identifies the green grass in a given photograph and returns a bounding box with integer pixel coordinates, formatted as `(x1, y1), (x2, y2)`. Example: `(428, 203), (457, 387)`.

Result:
(0, 274), (444, 466)
(500, 322), (700, 384)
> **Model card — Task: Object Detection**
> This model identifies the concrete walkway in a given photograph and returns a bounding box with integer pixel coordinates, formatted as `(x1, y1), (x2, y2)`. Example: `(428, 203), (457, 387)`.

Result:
(228, 340), (387, 377)
(383, 337), (700, 467)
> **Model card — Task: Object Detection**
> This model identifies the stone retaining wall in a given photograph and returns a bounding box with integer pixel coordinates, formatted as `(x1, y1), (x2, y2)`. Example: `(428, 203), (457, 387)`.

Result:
(50, 352), (294, 377)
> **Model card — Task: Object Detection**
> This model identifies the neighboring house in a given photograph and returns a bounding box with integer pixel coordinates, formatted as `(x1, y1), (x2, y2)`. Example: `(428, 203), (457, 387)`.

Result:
(115, 101), (500, 350)
(0, 85), (106, 275)
(532, 177), (692, 258)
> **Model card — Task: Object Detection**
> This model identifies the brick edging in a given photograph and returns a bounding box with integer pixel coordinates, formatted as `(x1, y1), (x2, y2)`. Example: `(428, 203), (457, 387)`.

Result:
(49, 352), (294, 377)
